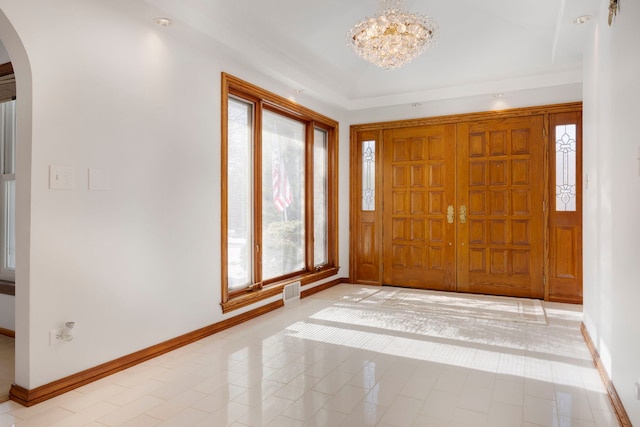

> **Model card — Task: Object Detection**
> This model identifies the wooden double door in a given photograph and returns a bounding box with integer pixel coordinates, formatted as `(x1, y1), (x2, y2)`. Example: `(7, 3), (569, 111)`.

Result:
(381, 116), (544, 298)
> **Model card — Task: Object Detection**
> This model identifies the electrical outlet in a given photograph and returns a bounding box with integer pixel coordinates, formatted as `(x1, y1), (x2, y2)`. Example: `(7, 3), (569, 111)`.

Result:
(49, 328), (64, 345)
(49, 165), (73, 190)
(635, 380), (640, 400)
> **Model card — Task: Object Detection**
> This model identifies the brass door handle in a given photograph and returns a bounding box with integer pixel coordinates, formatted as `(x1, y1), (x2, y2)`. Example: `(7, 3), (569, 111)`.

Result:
(447, 205), (454, 224)
(460, 205), (467, 224)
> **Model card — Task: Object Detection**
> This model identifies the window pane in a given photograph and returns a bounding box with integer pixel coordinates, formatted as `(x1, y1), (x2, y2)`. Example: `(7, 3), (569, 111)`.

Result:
(555, 124), (577, 211)
(2, 101), (15, 174)
(262, 111), (305, 280)
(227, 97), (253, 290)
(313, 128), (328, 267)
(362, 140), (375, 211)
(4, 180), (14, 270)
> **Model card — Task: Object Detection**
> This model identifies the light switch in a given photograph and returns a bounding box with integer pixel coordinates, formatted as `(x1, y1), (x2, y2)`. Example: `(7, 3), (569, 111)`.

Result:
(88, 168), (108, 191)
(49, 165), (73, 190)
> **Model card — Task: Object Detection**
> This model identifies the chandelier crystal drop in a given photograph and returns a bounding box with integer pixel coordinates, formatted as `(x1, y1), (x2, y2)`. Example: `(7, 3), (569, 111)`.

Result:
(348, 0), (438, 70)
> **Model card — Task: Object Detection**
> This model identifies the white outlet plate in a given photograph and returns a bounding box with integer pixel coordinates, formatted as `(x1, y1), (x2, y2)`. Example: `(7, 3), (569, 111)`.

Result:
(88, 168), (109, 190)
(49, 165), (73, 190)
(49, 328), (63, 345)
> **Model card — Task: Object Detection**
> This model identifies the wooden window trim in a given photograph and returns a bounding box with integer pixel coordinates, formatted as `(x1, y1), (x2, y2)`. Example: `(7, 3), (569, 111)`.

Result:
(0, 280), (14, 296)
(221, 73), (339, 312)
(0, 63), (14, 77)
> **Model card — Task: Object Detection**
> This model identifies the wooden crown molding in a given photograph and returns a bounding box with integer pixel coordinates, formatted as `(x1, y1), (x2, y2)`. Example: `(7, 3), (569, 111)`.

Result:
(350, 102), (583, 133)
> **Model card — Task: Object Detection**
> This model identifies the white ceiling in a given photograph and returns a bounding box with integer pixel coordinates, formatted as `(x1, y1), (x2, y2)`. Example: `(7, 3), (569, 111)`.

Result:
(2, 1), (601, 110)
(144, 0), (600, 110)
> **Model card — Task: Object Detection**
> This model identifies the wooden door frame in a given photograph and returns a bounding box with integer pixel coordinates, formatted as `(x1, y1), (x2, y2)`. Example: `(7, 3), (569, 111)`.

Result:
(350, 102), (583, 300)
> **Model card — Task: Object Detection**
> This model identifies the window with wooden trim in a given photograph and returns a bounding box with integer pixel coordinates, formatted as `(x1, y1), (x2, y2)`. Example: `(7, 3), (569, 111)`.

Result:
(221, 73), (339, 312)
(0, 63), (15, 283)
(0, 99), (15, 282)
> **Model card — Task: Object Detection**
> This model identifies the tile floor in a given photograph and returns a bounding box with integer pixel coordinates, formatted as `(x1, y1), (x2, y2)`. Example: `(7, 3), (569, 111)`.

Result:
(0, 285), (619, 426)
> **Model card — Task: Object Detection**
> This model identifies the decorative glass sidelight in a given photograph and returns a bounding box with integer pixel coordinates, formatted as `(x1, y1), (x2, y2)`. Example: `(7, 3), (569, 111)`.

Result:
(555, 124), (577, 211)
(362, 140), (375, 211)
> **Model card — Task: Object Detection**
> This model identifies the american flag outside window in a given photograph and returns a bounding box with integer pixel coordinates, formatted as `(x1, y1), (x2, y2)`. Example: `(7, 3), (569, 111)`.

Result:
(272, 145), (293, 212)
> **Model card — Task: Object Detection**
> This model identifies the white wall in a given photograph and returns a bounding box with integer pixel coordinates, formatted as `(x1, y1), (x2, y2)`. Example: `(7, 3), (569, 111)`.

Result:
(0, 0), (349, 389)
(0, 38), (9, 63)
(583, 0), (640, 423)
(0, 294), (13, 330)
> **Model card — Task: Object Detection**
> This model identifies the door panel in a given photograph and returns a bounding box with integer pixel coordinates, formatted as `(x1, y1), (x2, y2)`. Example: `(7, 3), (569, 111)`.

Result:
(382, 125), (456, 290)
(456, 117), (544, 298)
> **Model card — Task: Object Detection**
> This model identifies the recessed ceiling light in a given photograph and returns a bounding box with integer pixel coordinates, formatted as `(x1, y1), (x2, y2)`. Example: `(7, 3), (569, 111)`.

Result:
(153, 17), (173, 27)
(411, 103), (422, 107)
(572, 15), (592, 25)
(295, 89), (304, 94)
(493, 93), (504, 98)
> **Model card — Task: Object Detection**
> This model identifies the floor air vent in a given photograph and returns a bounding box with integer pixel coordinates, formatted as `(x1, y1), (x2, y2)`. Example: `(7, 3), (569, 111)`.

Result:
(283, 282), (301, 304)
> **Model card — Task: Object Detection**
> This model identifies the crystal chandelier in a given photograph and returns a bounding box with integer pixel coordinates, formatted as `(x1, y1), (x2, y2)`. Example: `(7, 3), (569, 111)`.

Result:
(348, 0), (438, 70)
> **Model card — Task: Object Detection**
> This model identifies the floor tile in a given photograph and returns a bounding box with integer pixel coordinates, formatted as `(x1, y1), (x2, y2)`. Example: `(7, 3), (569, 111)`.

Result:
(97, 395), (165, 426)
(451, 407), (488, 426)
(0, 286), (618, 427)
(338, 401), (386, 427)
(300, 408), (345, 427)
(322, 384), (367, 414)
(13, 406), (73, 427)
(48, 402), (119, 427)
(457, 384), (492, 413)
(493, 377), (525, 406)
(281, 390), (331, 422)
(524, 395), (559, 426)
(486, 401), (524, 427)
(378, 395), (422, 426)
(192, 401), (248, 426)
(420, 389), (457, 421)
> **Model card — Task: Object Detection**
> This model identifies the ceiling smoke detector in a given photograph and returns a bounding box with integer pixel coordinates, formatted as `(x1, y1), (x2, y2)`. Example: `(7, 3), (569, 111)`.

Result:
(572, 15), (592, 25)
(153, 17), (173, 27)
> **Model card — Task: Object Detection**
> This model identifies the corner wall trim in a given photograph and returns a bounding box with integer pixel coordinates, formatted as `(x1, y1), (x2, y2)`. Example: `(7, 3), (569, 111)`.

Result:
(9, 299), (284, 407)
(580, 322), (632, 427)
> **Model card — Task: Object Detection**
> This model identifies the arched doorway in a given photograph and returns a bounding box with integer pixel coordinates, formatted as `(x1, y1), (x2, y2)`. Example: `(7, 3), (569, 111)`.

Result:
(0, 7), (33, 402)
(0, 37), (16, 405)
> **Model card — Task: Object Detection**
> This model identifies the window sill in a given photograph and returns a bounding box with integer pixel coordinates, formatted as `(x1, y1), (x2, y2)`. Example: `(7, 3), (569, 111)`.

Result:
(0, 280), (15, 296)
(221, 267), (339, 314)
